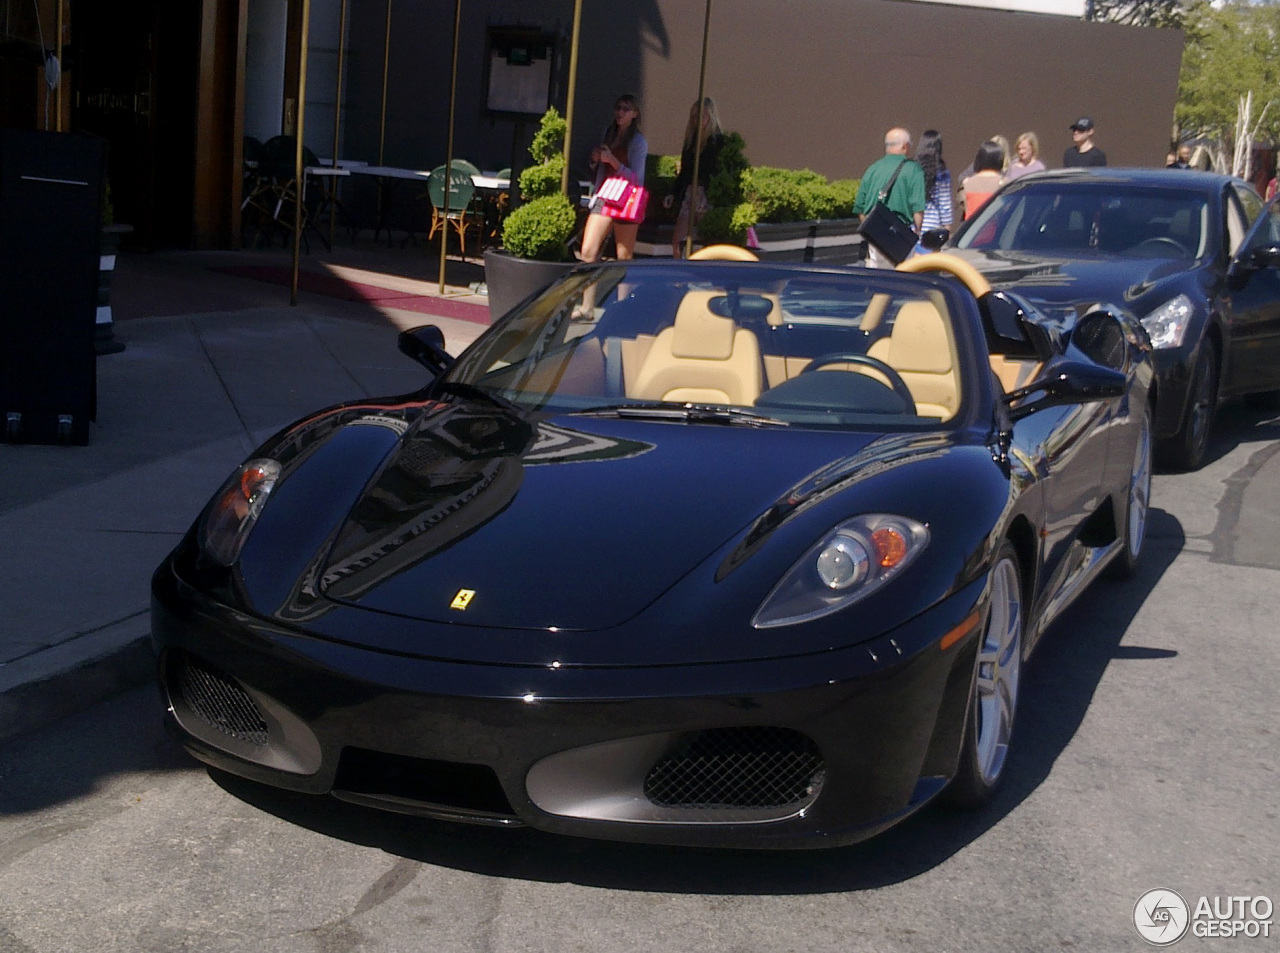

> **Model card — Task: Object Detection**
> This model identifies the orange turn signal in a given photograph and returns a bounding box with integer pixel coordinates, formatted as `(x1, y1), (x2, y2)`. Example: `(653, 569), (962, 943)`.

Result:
(871, 527), (908, 568)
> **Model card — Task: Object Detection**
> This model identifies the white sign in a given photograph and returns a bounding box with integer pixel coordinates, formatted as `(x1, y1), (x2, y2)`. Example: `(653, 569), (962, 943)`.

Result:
(907, 0), (1086, 16)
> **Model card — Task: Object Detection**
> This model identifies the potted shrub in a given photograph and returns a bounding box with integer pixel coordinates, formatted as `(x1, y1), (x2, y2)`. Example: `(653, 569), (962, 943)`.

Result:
(483, 108), (581, 319)
(742, 165), (864, 264)
(639, 132), (865, 263)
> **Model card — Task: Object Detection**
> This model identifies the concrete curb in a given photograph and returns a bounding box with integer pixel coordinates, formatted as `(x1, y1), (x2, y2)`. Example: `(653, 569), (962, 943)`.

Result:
(0, 616), (156, 745)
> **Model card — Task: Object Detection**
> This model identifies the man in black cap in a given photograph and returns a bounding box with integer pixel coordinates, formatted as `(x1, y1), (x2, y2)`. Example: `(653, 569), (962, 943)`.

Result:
(1064, 117), (1106, 167)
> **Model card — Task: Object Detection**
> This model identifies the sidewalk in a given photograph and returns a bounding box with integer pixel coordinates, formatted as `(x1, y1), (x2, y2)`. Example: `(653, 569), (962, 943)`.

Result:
(0, 245), (494, 742)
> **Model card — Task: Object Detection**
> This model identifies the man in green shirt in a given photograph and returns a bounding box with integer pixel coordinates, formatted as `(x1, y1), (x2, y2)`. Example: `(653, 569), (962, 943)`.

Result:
(852, 127), (926, 268)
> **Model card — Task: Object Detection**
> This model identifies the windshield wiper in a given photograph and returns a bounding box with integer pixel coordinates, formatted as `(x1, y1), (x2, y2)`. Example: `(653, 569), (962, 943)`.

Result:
(574, 402), (788, 427)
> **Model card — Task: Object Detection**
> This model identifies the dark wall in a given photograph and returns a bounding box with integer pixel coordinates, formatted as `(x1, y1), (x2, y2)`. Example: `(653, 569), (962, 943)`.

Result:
(339, 0), (1182, 186)
(578, 0), (1184, 177)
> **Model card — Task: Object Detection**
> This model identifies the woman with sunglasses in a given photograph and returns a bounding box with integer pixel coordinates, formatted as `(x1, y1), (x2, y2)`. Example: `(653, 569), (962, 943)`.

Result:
(579, 94), (648, 263)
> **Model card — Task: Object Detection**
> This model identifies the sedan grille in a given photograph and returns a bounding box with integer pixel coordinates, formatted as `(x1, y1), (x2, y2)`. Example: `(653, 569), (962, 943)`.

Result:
(175, 655), (269, 746)
(643, 727), (824, 809)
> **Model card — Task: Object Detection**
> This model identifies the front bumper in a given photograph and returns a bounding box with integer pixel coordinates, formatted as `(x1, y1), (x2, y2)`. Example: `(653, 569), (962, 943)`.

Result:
(152, 555), (987, 850)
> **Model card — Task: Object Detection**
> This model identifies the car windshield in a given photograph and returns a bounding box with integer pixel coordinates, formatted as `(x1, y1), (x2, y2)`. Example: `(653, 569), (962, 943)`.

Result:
(955, 181), (1210, 260)
(442, 262), (969, 430)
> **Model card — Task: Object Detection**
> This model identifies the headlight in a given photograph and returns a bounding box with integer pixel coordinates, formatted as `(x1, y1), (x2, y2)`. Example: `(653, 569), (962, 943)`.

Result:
(753, 515), (929, 628)
(1139, 294), (1194, 349)
(199, 458), (282, 566)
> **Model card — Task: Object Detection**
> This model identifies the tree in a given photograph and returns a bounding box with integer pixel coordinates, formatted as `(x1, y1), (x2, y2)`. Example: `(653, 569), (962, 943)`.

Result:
(1086, 0), (1187, 28)
(1176, 1), (1280, 156)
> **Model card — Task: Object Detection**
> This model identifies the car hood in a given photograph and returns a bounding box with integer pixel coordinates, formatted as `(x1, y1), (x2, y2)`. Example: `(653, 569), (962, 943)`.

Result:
(316, 401), (887, 631)
(946, 247), (1200, 310)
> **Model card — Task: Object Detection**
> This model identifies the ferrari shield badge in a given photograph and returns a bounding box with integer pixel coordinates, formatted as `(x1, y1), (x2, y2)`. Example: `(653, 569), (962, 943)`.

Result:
(450, 589), (476, 611)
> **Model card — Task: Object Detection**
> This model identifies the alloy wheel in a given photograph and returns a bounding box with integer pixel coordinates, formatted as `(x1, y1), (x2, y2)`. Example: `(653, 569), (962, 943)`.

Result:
(973, 557), (1023, 786)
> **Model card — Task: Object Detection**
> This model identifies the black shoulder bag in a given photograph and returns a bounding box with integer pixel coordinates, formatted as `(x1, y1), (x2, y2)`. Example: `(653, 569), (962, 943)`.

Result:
(856, 159), (918, 265)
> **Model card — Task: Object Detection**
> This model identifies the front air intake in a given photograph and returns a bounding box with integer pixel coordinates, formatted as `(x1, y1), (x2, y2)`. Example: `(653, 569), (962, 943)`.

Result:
(644, 727), (824, 809)
(174, 654), (269, 747)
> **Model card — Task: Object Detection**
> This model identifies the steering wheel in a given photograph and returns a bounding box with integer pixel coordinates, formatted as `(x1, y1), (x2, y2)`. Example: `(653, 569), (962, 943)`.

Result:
(1131, 236), (1190, 257)
(800, 353), (916, 411)
(895, 252), (992, 299)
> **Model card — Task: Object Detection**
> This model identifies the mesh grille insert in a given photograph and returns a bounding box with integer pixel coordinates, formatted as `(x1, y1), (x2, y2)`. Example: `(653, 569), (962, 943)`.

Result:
(176, 655), (269, 746)
(644, 727), (824, 809)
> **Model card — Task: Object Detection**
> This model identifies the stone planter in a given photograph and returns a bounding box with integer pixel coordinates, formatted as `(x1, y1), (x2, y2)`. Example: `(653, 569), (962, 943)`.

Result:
(751, 218), (865, 265)
(96, 223), (133, 355)
(483, 248), (578, 320)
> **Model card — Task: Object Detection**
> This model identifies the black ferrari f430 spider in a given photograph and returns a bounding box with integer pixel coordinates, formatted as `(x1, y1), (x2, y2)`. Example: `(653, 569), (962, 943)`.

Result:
(153, 251), (1153, 849)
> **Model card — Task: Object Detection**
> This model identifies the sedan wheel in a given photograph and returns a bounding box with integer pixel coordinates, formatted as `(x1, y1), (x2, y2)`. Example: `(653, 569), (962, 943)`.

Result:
(1107, 401), (1152, 580)
(947, 542), (1023, 807)
(1160, 340), (1218, 471)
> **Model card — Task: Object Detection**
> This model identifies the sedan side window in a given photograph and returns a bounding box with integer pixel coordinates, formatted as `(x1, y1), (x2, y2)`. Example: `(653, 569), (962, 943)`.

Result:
(1234, 184), (1265, 227)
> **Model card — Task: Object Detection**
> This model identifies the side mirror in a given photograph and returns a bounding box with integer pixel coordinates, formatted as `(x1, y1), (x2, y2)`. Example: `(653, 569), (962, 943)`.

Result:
(919, 227), (950, 252)
(1004, 359), (1126, 420)
(1237, 244), (1280, 274)
(398, 325), (454, 376)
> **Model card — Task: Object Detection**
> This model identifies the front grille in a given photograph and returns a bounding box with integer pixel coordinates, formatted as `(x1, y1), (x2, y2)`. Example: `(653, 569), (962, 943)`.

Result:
(175, 655), (269, 746)
(643, 727), (824, 809)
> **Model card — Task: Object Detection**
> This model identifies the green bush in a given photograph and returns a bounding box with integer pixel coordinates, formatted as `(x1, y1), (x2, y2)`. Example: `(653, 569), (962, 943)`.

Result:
(502, 194), (577, 261)
(698, 133), (754, 243)
(518, 155), (564, 200)
(744, 167), (862, 223)
(528, 108), (566, 164)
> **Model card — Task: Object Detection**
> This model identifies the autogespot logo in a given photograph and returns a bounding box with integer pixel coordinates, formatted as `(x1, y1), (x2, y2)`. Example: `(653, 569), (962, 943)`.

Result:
(1134, 888), (1191, 946)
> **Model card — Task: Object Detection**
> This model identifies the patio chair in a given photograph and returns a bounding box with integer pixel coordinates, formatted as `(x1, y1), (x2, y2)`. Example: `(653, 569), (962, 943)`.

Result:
(426, 164), (482, 259)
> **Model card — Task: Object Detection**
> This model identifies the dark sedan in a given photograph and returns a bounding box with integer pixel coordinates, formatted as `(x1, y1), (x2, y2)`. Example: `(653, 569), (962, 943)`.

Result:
(945, 168), (1279, 470)
(153, 252), (1152, 849)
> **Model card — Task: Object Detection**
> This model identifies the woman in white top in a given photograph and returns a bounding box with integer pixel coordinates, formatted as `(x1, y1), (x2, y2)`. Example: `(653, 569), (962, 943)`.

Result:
(1004, 132), (1047, 183)
(579, 94), (649, 263)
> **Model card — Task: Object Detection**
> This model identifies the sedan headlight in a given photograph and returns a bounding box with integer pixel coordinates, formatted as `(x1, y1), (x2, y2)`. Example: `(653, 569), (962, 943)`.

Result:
(199, 458), (282, 566)
(1139, 294), (1194, 349)
(753, 515), (930, 629)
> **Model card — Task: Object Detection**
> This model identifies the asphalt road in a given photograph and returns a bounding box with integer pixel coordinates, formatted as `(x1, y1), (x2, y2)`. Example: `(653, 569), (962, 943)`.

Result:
(1, 403), (1278, 953)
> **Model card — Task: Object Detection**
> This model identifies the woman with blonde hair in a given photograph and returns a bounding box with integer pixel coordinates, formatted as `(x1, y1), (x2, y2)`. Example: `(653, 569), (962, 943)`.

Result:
(1005, 132), (1046, 182)
(663, 97), (726, 257)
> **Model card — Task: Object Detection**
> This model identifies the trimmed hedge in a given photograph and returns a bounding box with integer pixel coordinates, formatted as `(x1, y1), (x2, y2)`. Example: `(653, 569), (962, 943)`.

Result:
(502, 194), (577, 261)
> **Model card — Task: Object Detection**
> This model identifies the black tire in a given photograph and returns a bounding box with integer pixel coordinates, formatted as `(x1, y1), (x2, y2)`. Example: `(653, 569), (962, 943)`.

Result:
(946, 541), (1023, 808)
(1106, 400), (1152, 580)
(1157, 339), (1219, 471)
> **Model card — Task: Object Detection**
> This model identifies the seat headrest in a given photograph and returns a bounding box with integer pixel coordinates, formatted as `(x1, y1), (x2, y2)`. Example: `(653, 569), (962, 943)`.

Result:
(887, 301), (953, 373)
(671, 292), (737, 360)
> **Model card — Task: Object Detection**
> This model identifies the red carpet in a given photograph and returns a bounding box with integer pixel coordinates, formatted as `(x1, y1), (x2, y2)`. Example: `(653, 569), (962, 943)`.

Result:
(213, 265), (491, 325)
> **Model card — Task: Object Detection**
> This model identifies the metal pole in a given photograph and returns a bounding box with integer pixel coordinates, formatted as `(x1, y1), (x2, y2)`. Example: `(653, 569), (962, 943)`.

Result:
(684, 0), (712, 259)
(54, 0), (63, 132)
(439, 0), (462, 293)
(291, 0), (312, 306)
(379, 0), (392, 164)
(560, 0), (584, 196)
(329, 0), (348, 246)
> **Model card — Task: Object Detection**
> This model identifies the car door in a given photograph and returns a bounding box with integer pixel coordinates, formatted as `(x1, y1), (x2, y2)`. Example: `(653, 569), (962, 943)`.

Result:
(1223, 195), (1280, 397)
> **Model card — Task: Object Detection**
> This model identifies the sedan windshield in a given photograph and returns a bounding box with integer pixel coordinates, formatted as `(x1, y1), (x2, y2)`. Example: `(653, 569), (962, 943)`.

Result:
(442, 263), (970, 430)
(955, 182), (1210, 260)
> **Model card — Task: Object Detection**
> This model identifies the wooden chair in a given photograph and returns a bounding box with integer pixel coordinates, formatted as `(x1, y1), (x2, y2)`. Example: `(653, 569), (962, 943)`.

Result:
(426, 165), (482, 259)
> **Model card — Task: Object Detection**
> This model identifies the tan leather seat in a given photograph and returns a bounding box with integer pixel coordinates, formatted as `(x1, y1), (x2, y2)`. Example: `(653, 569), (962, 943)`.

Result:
(868, 300), (960, 419)
(629, 291), (763, 405)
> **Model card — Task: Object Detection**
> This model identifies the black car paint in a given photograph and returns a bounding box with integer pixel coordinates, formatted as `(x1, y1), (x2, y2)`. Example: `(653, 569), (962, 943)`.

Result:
(152, 261), (1152, 848)
(948, 168), (1280, 449)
